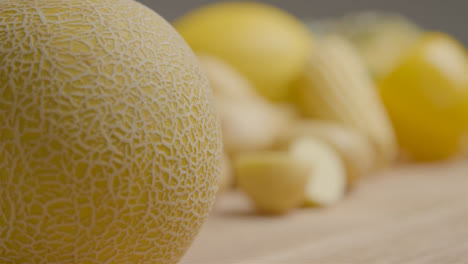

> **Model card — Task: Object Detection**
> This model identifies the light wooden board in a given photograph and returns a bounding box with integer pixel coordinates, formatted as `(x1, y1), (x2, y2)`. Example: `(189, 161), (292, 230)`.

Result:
(181, 160), (468, 264)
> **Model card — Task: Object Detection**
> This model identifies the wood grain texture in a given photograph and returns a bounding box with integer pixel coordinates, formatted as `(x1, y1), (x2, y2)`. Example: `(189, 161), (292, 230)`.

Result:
(181, 160), (468, 264)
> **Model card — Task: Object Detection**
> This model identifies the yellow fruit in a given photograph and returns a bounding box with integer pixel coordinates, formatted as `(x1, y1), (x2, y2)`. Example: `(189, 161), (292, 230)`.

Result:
(289, 137), (347, 206)
(197, 54), (260, 101)
(174, 2), (313, 101)
(0, 1), (222, 263)
(197, 53), (291, 154)
(216, 97), (289, 154)
(379, 32), (468, 161)
(324, 12), (422, 78)
(218, 153), (234, 194)
(462, 134), (468, 157)
(295, 35), (398, 167)
(279, 120), (377, 186)
(235, 152), (309, 214)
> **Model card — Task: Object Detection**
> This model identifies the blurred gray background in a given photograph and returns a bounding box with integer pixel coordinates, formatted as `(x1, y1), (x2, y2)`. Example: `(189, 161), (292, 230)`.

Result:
(139, 0), (468, 44)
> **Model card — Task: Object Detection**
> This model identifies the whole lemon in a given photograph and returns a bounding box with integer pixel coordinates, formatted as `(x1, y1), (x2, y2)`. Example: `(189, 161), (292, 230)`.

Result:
(174, 2), (313, 102)
(379, 33), (468, 161)
(0, 0), (222, 263)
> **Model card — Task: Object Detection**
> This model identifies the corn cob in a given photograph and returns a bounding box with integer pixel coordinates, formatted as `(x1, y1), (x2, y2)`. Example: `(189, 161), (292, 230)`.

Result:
(295, 35), (398, 167)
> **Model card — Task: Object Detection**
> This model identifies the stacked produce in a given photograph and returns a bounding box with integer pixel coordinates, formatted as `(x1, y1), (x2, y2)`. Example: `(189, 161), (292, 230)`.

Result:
(175, 3), (468, 214)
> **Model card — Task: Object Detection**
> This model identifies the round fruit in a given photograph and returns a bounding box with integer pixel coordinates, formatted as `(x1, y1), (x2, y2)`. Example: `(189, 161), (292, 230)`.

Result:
(174, 2), (313, 101)
(379, 32), (468, 161)
(0, 1), (222, 263)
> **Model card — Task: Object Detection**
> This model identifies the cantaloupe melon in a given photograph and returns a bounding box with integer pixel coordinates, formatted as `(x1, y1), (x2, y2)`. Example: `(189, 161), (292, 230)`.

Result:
(0, 1), (222, 263)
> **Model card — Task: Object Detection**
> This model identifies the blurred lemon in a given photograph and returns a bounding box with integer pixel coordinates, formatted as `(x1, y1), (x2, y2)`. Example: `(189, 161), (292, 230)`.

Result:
(379, 32), (468, 161)
(174, 2), (313, 101)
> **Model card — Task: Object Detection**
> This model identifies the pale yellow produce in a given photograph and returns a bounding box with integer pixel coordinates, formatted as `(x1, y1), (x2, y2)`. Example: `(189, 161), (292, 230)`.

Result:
(216, 98), (289, 154)
(197, 54), (259, 101)
(279, 120), (377, 186)
(216, 96), (290, 154)
(174, 2), (313, 101)
(235, 152), (309, 214)
(275, 102), (302, 120)
(295, 35), (398, 167)
(0, 1), (222, 263)
(198, 53), (290, 154)
(289, 137), (347, 206)
(218, 153), (234, 194)
(315, 11), (423, 78)
(378, 32), (468, 161)
(348, 15), (421, 78)
(463, 133), (468, 157)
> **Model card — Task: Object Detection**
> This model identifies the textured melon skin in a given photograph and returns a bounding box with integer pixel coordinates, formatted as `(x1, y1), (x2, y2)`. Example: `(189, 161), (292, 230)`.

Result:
(0, 1), (222, 263)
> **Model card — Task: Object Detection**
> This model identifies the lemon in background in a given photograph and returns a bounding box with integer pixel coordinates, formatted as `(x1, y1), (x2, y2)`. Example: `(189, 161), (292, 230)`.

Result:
(379, 32), (468, 161)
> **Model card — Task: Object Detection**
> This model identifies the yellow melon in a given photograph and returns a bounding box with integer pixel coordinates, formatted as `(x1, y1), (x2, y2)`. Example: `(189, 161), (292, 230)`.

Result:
(0, 1), (222, 263)
(174, 2), (313, 102)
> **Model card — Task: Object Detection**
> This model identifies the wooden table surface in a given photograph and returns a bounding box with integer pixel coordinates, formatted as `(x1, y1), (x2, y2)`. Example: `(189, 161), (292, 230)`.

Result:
(181, 160), (468, 264)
